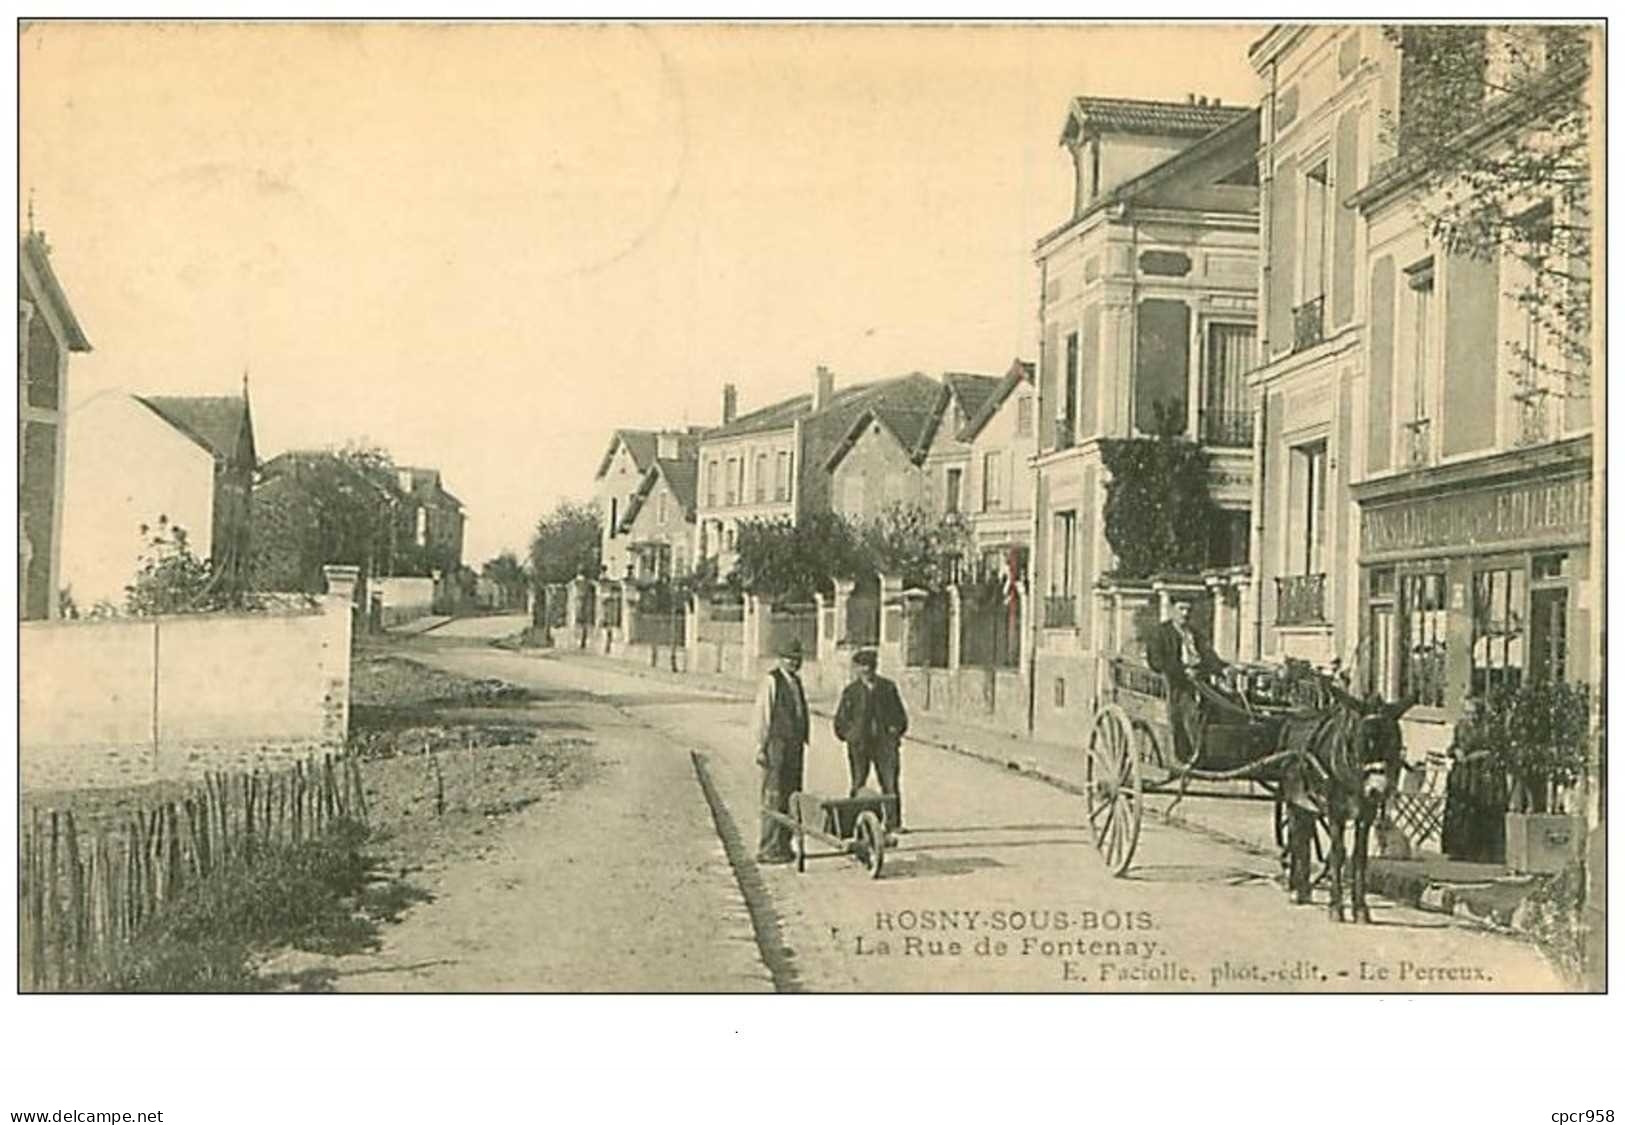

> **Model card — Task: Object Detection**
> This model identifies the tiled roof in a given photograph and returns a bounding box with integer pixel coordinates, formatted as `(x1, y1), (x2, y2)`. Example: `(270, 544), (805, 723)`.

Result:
(958, 359), (1036, 443)
(1061, 96), (1248, 145)
(595, 428), (700, 480)
(914, 372), (1003, 458)
(706, 373), (950, 443)
(620, 456), (699, 531)
(135, 394), (254, 463)
(19, 232), (92, 351)
(822, 374), (965, 471)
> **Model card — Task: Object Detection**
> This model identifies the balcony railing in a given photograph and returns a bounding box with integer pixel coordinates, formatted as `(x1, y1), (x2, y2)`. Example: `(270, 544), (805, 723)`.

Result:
(1402, 417), (1433, 468)
(1044, 595), (1077, 629)
(1292, 296), (1325, 353)
(1275, 573), (1328, 627)
(1202, 408), (1254, 447)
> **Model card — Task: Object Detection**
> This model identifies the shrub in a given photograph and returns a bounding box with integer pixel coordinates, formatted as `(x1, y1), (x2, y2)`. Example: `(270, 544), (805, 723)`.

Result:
(1097, 435), (1220, 580)
(1458, 679), (1590, 813)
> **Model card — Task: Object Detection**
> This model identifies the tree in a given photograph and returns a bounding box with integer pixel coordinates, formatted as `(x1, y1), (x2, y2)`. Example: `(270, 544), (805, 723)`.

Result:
(1098, 435), (1220, 581)
(125, 517), (229, 615)
(529, 500), (602, 585)
(482, 551), (530, 604)
(732, 512), (859, 603)
(856, 502), (972, 592)
(1384, 25), (1594, 397)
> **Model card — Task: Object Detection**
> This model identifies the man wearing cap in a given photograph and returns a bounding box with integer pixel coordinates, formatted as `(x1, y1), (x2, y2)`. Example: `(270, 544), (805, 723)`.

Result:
(1145, 597), (1224, 766)
(833, 647), (909, 840)
(753, 637), (811, 864)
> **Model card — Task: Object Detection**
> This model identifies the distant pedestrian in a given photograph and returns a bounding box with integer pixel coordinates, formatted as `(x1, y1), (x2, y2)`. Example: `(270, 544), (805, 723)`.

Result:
(754, 637), (810, 864)
(833, 647), (909, 840)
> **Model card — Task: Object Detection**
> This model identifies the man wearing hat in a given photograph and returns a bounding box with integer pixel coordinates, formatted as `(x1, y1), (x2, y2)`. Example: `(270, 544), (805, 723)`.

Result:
(833, 647), (909, 839)
(753, 637), (811, 864)
(1145, 596), (1224, 766)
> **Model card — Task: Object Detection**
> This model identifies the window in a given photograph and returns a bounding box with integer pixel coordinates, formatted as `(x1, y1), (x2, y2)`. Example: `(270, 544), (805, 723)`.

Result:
(1016, 396), (1033, 437)
(416, 507), (429, 547)
(1471, 565), (1526, 698)
(754, 453), (767, 502)
(607, 499), (617, 540)
(982, 452), (1003, 511)
(774, 451), (790, 501)
(944, 467), (963, 514)
(735, 459), (745, 506)
(1061, 331), (1079, 443)
(1529, 552), (1571, 684)
(1203, 323), (1255, 446)
(724, 457), (738, 506)
(1051, 511), (1077, 597)
(1289, 440), (1328, 575)
(1088, 141), (1101, 201)
(1506, 203), (1556, 446)
(1404, 258), (1436, 465)
(706, 461), (718, 508)
(1303, 161), (1331, 303)
(1368, 567), (1398, 699)
(1398, 570), (1447, 708)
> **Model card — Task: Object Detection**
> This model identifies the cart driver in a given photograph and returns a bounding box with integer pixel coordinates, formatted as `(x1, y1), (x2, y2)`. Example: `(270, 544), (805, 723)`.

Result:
(1146, 596), (1226, 765)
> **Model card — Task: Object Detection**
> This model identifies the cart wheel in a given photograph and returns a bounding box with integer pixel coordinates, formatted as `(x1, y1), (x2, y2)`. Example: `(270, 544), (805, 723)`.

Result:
(790, 792), (807, 874)
(854, 810), (885, 879)
(1086, 704), (1143, 877)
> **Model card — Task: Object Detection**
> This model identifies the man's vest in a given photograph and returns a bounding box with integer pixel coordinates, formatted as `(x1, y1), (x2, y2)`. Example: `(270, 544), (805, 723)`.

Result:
(767, 668), (810, 745)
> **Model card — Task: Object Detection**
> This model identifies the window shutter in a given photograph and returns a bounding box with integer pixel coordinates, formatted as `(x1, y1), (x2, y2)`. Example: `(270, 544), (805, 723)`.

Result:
(1367, 256), (1396, 473)
(1269, 154), (1299, 356)
(1332, 109), (1360, 329)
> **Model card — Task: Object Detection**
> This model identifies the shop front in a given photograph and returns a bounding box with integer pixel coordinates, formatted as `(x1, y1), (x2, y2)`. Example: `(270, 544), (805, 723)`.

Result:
(1352, 436), (1594, 762)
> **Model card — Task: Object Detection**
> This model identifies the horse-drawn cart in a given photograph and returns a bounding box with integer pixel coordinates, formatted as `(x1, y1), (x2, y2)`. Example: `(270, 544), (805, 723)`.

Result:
(1086, 657), (1331, 876)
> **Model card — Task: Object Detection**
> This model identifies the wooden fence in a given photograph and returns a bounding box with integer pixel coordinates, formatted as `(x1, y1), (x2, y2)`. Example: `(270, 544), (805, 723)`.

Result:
(18, 754), (367, 992)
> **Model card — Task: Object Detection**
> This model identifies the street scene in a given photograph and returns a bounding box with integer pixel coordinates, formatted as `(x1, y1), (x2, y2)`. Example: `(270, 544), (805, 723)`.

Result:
(17, 23), (1604, 995)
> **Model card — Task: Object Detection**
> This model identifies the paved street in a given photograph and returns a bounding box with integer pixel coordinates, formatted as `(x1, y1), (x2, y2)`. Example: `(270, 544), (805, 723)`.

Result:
(355, 625), (1562, 992)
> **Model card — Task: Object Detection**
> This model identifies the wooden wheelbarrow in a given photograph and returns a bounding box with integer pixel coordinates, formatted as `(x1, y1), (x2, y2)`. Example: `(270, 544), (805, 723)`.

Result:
(763, 790), (897, 879)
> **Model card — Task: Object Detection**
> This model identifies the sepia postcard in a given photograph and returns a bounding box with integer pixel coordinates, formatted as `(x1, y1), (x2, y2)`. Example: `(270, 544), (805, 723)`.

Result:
(14, 20), (1607, 1004)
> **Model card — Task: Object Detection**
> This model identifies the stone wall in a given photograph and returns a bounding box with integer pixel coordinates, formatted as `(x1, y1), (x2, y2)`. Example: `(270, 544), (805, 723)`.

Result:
(19, 567), (356, 791)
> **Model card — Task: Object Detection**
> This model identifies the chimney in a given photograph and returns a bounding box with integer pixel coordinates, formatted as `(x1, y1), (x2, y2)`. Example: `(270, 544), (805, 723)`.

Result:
(1186, 93), (1196, 105)
(722, 383), (738, 425)
(1212, 97), (1222, 107)
(813, 365), (834, 412)
(656, 432), (679, 459)
(1197, 95), (1208, 107)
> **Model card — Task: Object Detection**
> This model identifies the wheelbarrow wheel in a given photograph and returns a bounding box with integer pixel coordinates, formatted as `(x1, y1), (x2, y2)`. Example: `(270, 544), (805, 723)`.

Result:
(854, 810), (885, 879)
(789, 792), (806, 873)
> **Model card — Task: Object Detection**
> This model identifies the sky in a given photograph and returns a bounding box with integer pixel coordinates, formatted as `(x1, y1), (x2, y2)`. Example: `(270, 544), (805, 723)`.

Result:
(20, 22), (1264, 565)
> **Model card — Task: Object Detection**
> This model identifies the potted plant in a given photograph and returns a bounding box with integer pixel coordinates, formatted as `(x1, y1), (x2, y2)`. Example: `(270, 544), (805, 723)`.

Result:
(1477, 679), (1590, 873)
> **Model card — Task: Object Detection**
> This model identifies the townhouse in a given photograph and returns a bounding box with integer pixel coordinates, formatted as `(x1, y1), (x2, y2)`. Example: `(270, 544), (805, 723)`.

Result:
(594, 427), (703, 580)
(1027, 95), (1262, 740)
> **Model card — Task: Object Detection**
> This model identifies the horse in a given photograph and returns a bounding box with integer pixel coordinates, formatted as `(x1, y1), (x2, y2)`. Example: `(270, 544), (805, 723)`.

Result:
(1278, 683), (1415, 923)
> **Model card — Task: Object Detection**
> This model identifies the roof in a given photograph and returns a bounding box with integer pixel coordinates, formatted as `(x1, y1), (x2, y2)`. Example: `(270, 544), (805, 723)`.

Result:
(134, 394), (254, 464)
(958, 359), (1036, 444)
(619, 456), (700, 531)
(19, 232), (92, 351)
(1038, 109), (1261, 249)
(260, 450), (401, 503)
(822, 373), (973, 471)
(1059, 95), (1249, 147)
(705, 370), (955, 443)
(397, 466), (463, 510)
(594, 428), (700, 480)
(913, 372), (1003, 458)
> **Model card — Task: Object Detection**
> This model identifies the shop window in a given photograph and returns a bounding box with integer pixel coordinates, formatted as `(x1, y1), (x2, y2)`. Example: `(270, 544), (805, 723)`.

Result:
(1398, 571), (1447, 707)
(1471, 566), (1526, 698)
(1530, 551), (1571, 683)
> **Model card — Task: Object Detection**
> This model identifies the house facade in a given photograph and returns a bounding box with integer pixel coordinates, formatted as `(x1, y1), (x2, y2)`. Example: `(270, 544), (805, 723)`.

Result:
(594, 428), (701, 580)
(694, 368), (939, 576)
(825, 372), (992, 526)
(1027, 96), (1262, 741)
(18, 231), (92, 620)
(1247, 26), (1398, 671)
(1347, 29), (1594, 761)
(61, 390), (257, 609)
(959, 359), (1037, 576)
(617, 449), (699, 583)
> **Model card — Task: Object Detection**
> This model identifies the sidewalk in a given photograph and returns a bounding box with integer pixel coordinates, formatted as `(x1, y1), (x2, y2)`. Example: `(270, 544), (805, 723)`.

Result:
(537, 646), (1548, 936)
(386, 613), (455, 636)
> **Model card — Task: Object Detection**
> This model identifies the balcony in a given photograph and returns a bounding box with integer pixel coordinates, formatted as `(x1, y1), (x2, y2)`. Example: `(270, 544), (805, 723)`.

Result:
(1043, 595), (1077, 629)
(1292, 296), (1325, 353)
(1202, 409), (1254, 448)
(1402, 417), (1433, 468)
(1275, 573), (1328, 627)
